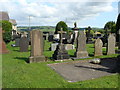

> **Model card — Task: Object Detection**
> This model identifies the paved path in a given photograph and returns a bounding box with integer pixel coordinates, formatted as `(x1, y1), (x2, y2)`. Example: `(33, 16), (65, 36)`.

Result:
(48, 58), (117, 82)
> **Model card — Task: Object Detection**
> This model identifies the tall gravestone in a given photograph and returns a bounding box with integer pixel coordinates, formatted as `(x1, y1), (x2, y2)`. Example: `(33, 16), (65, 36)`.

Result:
(0, 28), (9, 54)
(75, 31), (88, 58)
(52, 28), (69, 60)
(19, 37), (29, 52)
(94, 38), (103, 56)
(107, 34), (116, 55)
(29, 30), (45, 63)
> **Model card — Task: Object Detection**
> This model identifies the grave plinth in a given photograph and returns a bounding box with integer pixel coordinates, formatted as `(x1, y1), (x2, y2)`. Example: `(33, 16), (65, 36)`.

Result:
(29, 30), (45, 63)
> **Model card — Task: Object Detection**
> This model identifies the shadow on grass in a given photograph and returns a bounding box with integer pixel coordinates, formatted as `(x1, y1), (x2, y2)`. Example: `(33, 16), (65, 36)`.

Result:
(75, 57), (118, 73)
(14, 57), (29, 63)
(13, 50), (31, 52)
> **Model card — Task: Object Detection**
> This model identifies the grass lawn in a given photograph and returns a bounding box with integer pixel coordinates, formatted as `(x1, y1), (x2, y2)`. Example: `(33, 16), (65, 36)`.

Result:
(2, 40), (119, 88)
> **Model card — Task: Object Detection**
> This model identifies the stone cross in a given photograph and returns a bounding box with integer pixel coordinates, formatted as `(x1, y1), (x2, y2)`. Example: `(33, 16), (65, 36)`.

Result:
(94, 38), (103, 56)
(58, 28), (65, 44)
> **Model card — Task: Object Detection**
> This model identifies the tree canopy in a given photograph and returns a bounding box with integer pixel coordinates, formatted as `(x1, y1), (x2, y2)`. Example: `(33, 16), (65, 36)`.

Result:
(0, 20), (12, 43)
(55, 21), (68, 34)
(116, 14), (120, 42)
(104, 21), (116, 34)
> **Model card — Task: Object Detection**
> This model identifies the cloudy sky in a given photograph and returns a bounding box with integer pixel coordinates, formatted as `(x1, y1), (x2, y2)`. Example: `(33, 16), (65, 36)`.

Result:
(0, 0), (119, 28)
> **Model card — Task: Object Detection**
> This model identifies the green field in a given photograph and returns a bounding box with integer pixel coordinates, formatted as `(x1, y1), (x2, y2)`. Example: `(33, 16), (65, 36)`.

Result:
(2, 41), (119, 88)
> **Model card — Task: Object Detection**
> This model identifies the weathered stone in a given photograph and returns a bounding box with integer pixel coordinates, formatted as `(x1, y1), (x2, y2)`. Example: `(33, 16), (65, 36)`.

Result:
(107, 34), (116, 55)
(19, 37), (29, 52)
(65, 44), (74, 50)
(29, 30), (45, 63)
(94, 38), (103, 56)
(52, 44), (70, 60)
(0, 28), (9, 54)
(75, 31), (88, 58)
(15, 38), (20, 47)
(51, 43), (58, 51)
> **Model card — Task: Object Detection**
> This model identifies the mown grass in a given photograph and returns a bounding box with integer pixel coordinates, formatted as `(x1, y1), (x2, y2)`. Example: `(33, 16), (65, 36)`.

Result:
(2, 40), (119, 88)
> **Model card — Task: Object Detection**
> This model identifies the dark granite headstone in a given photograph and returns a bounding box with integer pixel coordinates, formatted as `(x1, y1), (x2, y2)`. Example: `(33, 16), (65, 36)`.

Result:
(19, 37), (29, 52)
(75, 31), (88, 58)
(48, 35), (54, 42)
(29, 30), (45, 63)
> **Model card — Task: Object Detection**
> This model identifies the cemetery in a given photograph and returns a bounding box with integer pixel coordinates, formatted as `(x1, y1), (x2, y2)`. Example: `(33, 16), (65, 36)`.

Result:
(0, 2), (120, 88)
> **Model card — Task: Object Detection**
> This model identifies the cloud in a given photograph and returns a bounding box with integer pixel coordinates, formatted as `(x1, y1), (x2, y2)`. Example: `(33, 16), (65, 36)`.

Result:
(0, 0), (117, 27)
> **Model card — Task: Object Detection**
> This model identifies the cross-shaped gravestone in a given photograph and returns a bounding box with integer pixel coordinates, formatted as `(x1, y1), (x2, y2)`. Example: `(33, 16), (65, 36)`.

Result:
(58, 28), (65, 44)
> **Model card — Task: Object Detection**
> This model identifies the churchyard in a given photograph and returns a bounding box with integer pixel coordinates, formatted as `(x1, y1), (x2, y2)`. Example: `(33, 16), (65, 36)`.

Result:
(2, 33), (119, 88)
(1, 11), (120, 88)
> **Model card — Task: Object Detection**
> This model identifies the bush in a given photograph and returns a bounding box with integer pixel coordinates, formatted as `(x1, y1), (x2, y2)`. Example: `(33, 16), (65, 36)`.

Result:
(55, 21), (68, 34)
(3, 31), (12, 44)
(0, 20), (12, 43)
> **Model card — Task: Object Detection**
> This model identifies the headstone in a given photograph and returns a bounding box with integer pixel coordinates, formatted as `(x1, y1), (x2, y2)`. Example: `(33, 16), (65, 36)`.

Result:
(48, 35), (54, 42)
(75, 31), (88, 58)
(94, 38), (103, 56)
(0, 28), (9, 54)
(52, 28), (69, 60)
(51, 43), (58, 51)
(19, 37), (29, 52)
(107, 34), (116, 55)
(65, 44), (75, 50)
(15, 38), (20, 47)
(29, 30), (45, 63)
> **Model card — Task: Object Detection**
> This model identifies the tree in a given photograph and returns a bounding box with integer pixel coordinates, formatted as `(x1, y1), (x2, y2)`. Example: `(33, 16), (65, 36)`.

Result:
(0, 20), (12, 43)
(55, 21), (68, 34)
(116, 14), (120, 42)
(104, 21), (116, 34)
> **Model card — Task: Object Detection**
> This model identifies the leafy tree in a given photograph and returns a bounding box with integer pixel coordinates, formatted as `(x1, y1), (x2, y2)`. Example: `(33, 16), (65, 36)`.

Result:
(116, 14), (120, 42)
(104, 21), (116, 34)
(0, 20), (12, 43)
(55, 21), (68, 34)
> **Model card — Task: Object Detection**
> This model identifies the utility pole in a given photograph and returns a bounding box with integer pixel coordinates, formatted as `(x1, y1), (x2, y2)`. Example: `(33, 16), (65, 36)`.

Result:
(28, 15), (31, 31)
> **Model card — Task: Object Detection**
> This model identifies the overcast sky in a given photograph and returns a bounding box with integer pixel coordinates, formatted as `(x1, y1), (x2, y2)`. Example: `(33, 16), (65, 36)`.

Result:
(0, 0), (119, 28)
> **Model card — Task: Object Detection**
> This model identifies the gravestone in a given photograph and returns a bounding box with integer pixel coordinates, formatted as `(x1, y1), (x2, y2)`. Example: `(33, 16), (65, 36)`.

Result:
(0, 28), (9, 54)
(19, 37), (29, 52)
(29, 30), (45, 63)
(94, 38), (103, 56)
(52, 28), (69, 60)
(65, 44), (74, 50)
(75, 31), (88, 58)
(51, 43), (58, 51)
(15, 38), (20, 47)
(107, 34), (116, 55)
